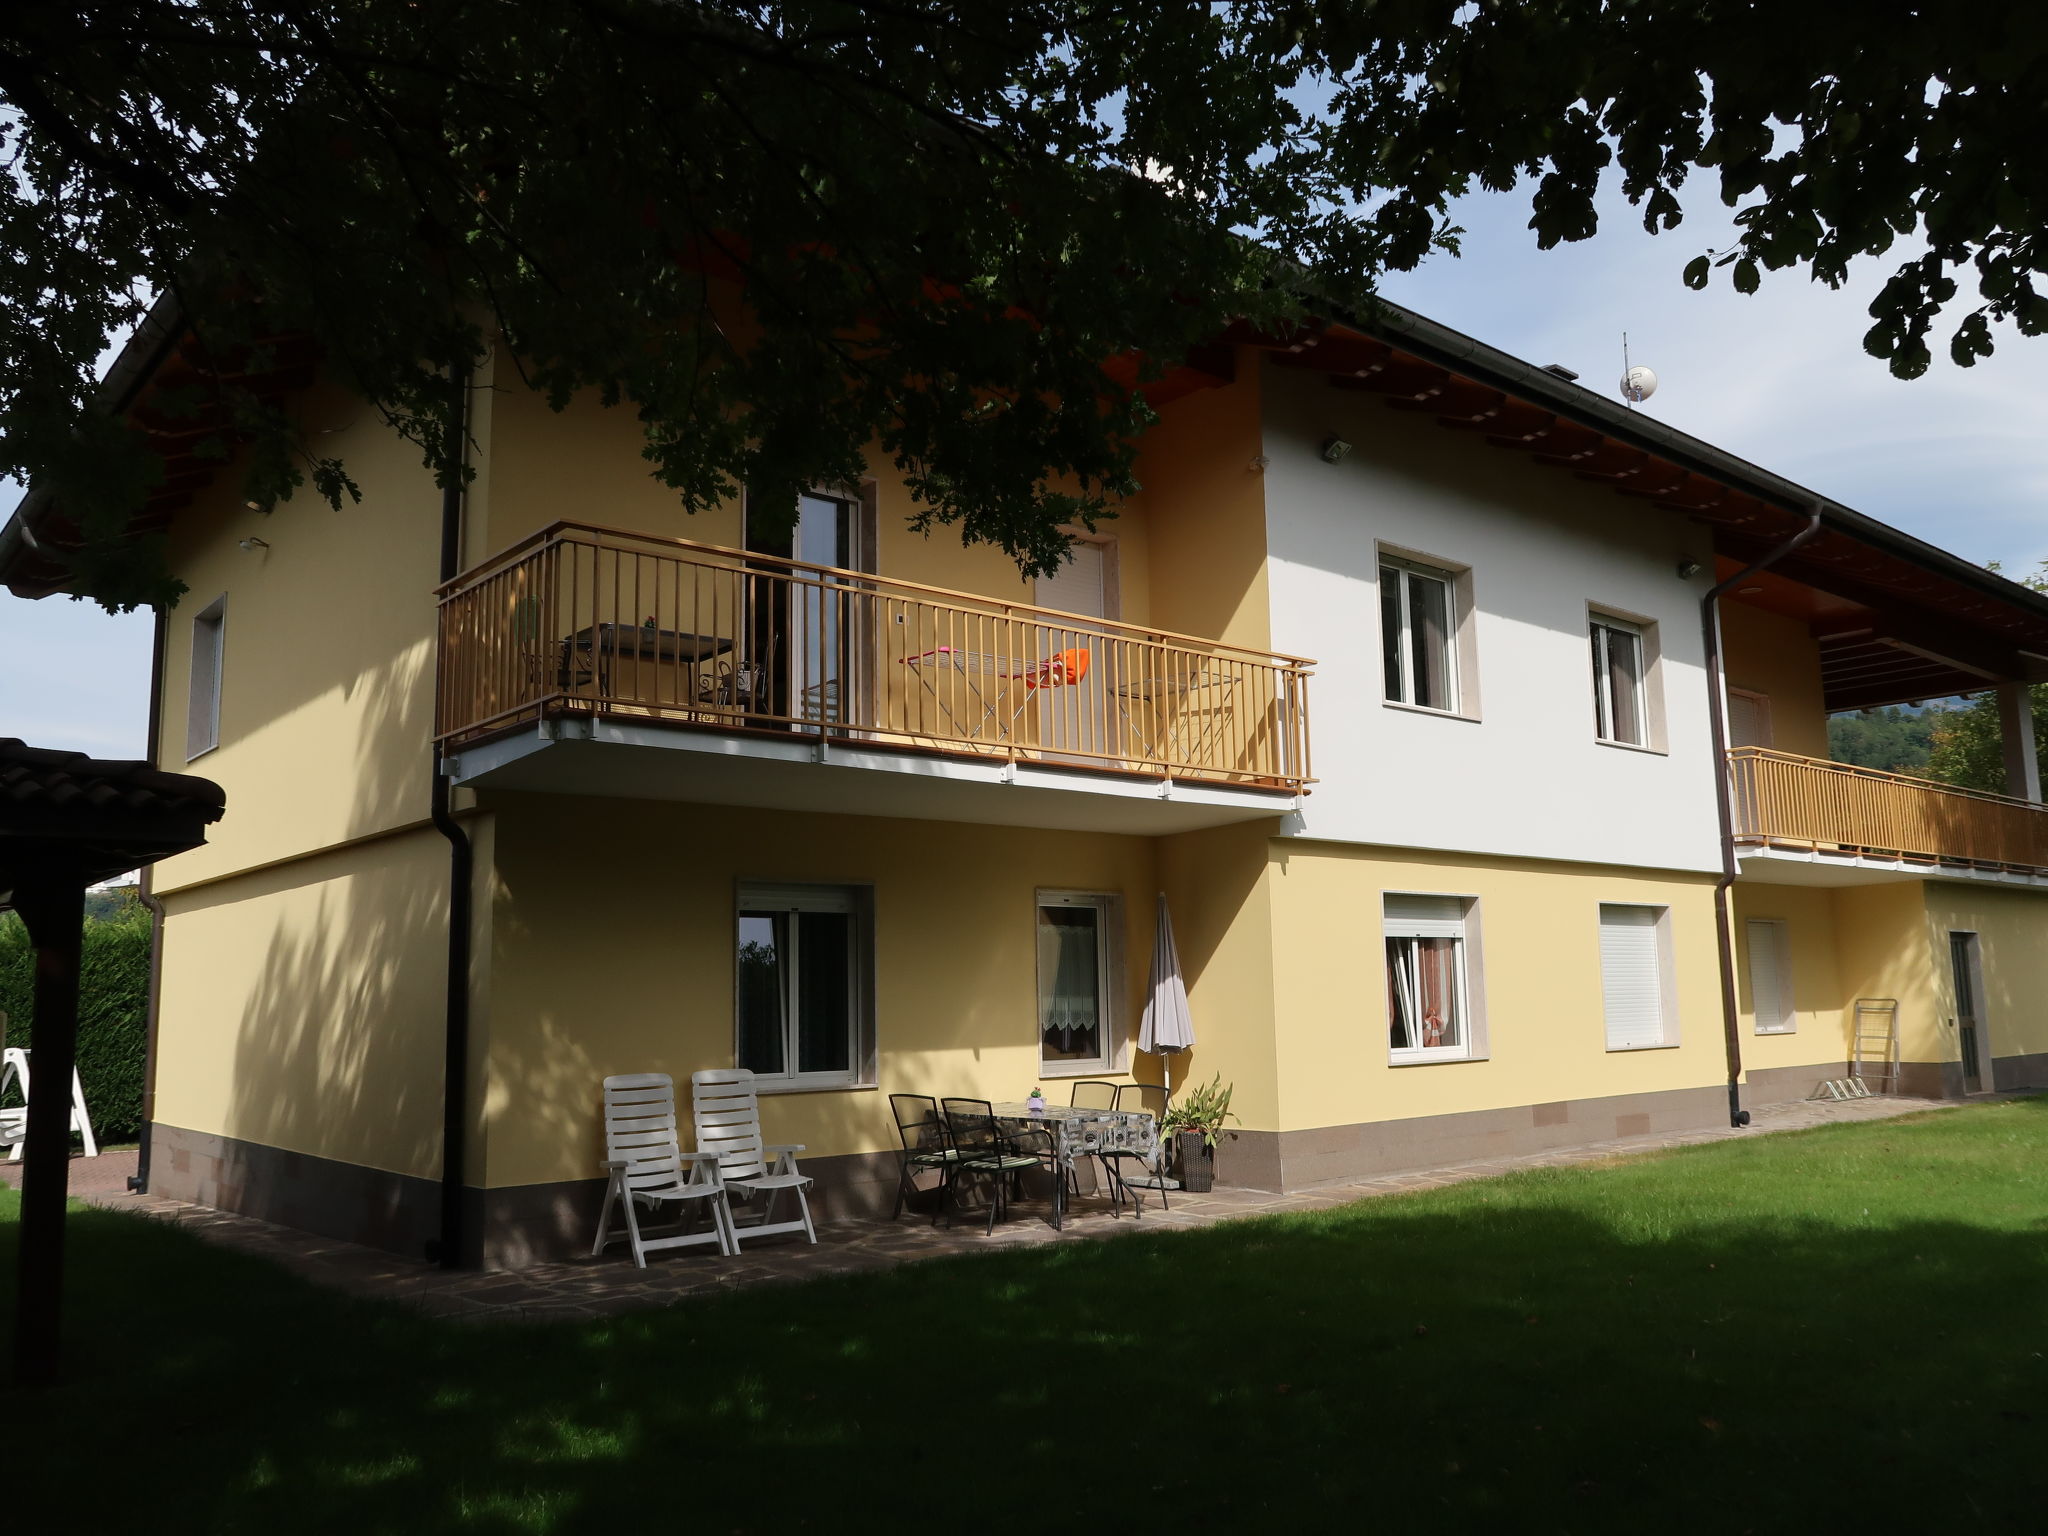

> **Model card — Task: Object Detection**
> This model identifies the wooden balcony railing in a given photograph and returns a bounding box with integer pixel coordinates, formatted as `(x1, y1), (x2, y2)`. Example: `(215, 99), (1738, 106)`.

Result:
(435, 522), (1315, 791)
(1728, 746), (2048, 873)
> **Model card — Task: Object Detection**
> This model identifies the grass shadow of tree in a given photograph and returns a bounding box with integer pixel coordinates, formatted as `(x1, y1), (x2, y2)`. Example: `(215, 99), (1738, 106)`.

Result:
(4, 1099), (2046, 1533)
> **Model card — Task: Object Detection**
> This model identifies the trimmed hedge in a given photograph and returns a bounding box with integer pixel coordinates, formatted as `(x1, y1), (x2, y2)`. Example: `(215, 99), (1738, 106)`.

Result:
(0, 898), (153, 1143)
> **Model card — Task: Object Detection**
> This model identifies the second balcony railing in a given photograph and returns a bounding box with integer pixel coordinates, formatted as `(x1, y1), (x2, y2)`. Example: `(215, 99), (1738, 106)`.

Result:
(436, 522), (1315, 791)
(1728, 746), (2048, 872)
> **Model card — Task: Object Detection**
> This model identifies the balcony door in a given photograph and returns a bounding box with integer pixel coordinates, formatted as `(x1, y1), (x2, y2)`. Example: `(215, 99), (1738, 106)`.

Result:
(1035, 537), (1116, 761)
(1727, 688), (1773, 748)
(1948, 931), (1993, 1092)
(746, 490), (871, 730)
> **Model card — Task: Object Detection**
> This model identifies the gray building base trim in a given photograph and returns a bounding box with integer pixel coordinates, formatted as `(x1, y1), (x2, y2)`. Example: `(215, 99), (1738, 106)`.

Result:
(481, 1147), (904, 1269)
(1742, 1061), (1851, 1105)
(1214, 1082), (1731, 1193)
(148, 1122), (442, 1261)
(1991, 1053), (2048, 1093)
(147, 1123), (907, 1269)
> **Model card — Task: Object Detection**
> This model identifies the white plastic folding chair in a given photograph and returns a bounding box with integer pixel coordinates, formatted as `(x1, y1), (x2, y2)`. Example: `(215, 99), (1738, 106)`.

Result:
(0, 1047), (97, 1161)
(690, 1068), (817, 1248)
(592, 1073), (735, 1266)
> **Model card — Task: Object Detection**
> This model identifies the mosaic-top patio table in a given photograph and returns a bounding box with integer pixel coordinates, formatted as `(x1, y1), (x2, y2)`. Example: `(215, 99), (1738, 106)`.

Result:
(988, 1101), (1159, 1229)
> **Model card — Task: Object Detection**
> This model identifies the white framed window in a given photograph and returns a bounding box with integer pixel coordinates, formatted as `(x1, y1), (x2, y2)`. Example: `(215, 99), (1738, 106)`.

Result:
(1599, 903), (1677, 1050)
(1746, 918), (1797, 1034)
(187, 594), (226, 760)
(1380, 555), (1460, 713)
(1037, 890), (1122, 1075)
(1384, 893), (1481, 1063)
(1590, 614), (1648, 746)
(735, 882), (874, 1091)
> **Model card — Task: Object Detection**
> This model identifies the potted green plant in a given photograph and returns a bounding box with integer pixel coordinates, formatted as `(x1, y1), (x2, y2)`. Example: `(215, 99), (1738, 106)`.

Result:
(1158, 1075), (1237, 1193)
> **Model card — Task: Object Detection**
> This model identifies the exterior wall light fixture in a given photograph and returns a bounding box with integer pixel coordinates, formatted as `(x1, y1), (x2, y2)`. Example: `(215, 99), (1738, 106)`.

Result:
(238, 537), (271, 553)
(1320, 437), (1353, 464)
(1676, 557), (1704, 579)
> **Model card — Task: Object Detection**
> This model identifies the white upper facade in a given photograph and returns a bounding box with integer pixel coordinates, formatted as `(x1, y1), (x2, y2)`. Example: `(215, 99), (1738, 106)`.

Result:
(1260, 361), (1726, 874)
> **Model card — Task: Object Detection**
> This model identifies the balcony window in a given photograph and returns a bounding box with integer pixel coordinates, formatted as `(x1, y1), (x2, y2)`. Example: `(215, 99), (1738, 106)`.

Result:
(736, 883), (873, 1090)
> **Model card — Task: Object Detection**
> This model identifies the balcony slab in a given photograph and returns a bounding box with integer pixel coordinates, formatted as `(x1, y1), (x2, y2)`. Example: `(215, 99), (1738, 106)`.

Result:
(443, 716), (1302, 834)
(1737, 845), (2048, 889)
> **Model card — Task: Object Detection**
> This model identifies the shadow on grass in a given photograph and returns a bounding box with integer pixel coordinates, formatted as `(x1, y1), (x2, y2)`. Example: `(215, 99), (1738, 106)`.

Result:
(4, 1100), (2047, 1533)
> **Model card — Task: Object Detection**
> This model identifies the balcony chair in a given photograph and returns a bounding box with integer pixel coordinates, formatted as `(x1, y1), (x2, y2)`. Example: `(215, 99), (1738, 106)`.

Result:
(511, 593), (592, 693)
(697, 659), (767, 718)
(592, 1073), (735, 1266)
(887, 1093), (957, 1221)
(690, 1068), (818, 1248)
(939, 1098), (1056, 1235)
(0, 1047), (98, 1162)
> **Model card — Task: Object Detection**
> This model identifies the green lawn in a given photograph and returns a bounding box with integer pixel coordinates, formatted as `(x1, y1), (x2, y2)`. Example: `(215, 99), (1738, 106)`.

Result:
(5, 1100), (2047, 1533)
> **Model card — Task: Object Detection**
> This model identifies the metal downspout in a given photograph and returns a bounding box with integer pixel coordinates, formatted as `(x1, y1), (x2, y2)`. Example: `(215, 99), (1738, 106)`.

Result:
(430, 371), (474, 1268)
(129, 608), (169, 1194)
(1702, 508), (1824, 1127)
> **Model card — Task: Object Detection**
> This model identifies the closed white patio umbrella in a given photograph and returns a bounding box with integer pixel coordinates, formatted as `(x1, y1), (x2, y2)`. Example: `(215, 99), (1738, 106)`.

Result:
(1138, 892), (1195, 1054)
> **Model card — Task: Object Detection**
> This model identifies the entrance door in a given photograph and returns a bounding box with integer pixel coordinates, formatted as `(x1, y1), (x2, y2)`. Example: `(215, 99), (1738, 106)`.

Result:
(746, 491), (867, 728)
(1034, 539), (1112, 759)
(1949, 931), (1991, 1092)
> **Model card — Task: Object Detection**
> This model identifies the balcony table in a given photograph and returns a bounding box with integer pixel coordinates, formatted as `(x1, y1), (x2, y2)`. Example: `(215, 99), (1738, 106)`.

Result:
(988, 1100), (1159, 1230)
(564, 623), (735, 700)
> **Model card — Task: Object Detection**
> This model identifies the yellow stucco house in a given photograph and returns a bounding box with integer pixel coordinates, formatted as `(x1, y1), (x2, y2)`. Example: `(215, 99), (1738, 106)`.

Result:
(7, 299), (2047, 1267)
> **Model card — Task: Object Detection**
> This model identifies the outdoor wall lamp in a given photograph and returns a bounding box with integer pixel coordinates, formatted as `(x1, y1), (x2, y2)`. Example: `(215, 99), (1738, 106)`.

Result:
(1676, 556), (1704, 579)
(238, 537), (270, 553)
(1320, 436), (1353, 464)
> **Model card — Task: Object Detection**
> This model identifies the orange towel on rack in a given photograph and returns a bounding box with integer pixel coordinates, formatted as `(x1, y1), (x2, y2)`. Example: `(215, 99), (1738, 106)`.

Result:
(1029, 648), (1091, 689)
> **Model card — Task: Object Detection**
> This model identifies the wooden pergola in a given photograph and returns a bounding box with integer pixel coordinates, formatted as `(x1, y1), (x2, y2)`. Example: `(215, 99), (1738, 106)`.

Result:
(1, 738), (223, 1388)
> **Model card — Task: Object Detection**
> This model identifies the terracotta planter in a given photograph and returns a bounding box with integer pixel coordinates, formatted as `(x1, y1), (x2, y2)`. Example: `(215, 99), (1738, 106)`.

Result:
(1176, 1131), (1215, 1193)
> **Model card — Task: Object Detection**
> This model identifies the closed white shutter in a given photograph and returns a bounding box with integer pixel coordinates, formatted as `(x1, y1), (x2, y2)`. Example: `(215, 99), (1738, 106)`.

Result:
(1384, 893), (1466, 938)
(1036, 541), (1106, 618)
(1746, 919), (1796, 1033)
(1727, 690), (1772, 748)
(1600, 904), (1668, 1049)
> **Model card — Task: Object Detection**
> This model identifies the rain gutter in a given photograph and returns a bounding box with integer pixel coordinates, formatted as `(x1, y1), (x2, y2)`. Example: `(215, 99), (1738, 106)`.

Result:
(429, 368), (475, 1269)
(1700, 508), (1825, 1127)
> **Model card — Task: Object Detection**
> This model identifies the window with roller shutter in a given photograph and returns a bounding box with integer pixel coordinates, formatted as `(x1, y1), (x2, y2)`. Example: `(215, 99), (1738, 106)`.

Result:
(1599, 903), (1676, 1050)
(1745, 918), (1797, 1034)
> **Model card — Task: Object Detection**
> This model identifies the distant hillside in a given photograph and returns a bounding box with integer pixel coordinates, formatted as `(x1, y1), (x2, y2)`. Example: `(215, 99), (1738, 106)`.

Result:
(1828, 705), (1937, 775)
(84, 885), (141, 922)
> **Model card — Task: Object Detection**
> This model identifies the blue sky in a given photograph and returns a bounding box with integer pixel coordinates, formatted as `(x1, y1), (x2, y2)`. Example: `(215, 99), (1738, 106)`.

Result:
(5, 182), (2045, 759)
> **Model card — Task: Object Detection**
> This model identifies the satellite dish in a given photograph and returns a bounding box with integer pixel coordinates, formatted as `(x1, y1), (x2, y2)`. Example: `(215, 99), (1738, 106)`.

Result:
(1620, 365), (1659, 404)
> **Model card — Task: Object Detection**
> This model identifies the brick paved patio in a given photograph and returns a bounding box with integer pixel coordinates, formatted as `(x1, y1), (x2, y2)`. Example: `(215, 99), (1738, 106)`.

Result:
(1, 1092), (1983, 1323)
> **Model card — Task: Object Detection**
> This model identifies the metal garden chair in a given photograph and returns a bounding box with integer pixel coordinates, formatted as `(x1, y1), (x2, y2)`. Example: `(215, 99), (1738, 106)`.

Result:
(888, 1093), (957, 1221)
(939, 1098), (1055, 1234)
